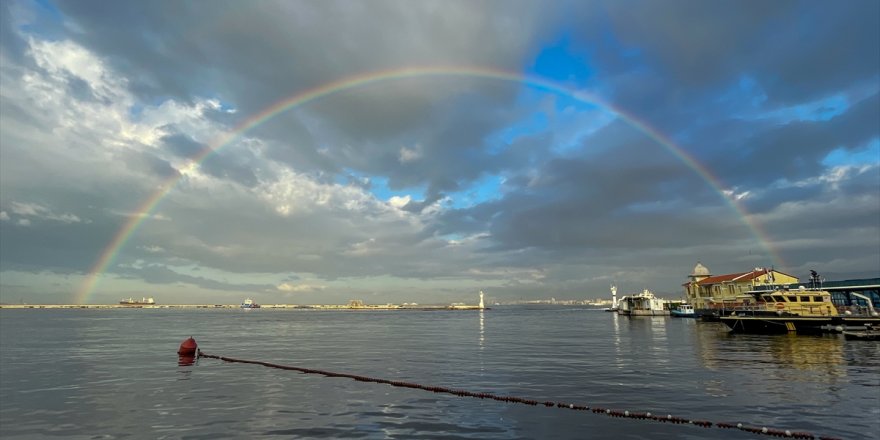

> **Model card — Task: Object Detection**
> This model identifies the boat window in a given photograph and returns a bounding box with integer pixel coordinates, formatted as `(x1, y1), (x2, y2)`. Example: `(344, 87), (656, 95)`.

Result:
(787, 296), (798, 302)
(799, 296), (810, 302)
(773, 295), (786, 302)
(813, 296), (825, 302)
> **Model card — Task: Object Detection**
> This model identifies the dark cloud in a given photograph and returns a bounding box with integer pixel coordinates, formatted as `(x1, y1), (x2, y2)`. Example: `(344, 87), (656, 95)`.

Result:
(161, 132), (204, 158)
(702, 92), (880, 188)
(120, 149), (179, 180)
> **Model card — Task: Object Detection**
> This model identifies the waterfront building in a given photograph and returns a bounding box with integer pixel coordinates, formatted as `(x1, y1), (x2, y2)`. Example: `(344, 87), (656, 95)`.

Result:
(683, 262), (799, 310)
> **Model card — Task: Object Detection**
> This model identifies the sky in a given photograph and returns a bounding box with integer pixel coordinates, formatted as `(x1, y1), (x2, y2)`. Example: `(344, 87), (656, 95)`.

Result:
(0, 0), (878, 305)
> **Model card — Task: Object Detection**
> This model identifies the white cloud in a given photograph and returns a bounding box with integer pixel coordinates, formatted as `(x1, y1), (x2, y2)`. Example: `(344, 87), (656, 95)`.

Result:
(0, 211), (9, 221)
(258, 168), (390, 216)
(388, 195), (411, 208)
(9, 202), (82, 223)
(28, 38), (127, 102)
(277, 282), (326, 292)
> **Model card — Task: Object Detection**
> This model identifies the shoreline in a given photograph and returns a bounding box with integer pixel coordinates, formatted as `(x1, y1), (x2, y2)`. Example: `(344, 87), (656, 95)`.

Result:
(0, 304), (487, 311)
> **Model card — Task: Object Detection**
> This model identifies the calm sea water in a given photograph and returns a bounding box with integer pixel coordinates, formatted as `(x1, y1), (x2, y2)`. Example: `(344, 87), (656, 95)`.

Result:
(1, 306), (878, 440)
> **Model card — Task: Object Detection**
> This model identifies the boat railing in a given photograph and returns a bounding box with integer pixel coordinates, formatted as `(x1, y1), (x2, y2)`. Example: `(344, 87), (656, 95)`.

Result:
(836, 305), (880, 317)
(727, 303), (839, 317)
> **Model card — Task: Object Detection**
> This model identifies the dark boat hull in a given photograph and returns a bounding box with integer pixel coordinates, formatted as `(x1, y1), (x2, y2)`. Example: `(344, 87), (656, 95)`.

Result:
(721, 315), (880, 334)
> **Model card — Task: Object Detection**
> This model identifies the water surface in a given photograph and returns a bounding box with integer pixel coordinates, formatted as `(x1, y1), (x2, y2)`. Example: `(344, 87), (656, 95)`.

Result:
(1, 306), (877, 439)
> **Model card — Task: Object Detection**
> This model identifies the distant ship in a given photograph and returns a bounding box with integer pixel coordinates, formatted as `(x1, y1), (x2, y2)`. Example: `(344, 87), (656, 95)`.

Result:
(119, 297), (155, 306)
(241, 298), (261, 309)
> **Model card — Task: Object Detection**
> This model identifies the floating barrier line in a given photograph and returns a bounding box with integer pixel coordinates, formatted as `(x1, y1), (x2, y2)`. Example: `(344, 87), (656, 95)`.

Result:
(197, 350), (840, 440)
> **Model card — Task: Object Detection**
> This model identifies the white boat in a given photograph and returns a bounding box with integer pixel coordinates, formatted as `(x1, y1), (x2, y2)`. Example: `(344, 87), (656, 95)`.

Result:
(671, 304), (696, 318)
(618, 289), (669, 316)
(240, 298), (261, 309)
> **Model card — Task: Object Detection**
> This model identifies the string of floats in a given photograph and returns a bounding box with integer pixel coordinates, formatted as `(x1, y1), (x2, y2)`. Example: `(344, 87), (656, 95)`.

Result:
(196, 350), (841, 440)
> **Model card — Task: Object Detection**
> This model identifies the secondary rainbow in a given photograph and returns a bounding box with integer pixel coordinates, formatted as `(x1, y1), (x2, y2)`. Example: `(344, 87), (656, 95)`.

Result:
(74, 66), (786, 304)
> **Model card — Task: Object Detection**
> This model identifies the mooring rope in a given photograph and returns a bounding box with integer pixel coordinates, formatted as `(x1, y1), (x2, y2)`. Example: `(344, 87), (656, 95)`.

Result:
(197, 351), (841, 440)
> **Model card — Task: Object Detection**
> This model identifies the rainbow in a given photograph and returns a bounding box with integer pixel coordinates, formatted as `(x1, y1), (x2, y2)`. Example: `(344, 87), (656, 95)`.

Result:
(74, 66), (785, 304)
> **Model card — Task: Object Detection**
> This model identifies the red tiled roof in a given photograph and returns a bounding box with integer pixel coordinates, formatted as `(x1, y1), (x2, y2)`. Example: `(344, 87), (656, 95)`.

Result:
(697, 268), (770, 285)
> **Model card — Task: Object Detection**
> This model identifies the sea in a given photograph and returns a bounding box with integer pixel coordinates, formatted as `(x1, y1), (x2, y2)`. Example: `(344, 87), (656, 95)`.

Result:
(1, 306), (878, 440)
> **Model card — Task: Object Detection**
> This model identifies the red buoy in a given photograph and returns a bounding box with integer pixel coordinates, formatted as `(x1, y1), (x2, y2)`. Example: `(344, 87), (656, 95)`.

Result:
(178, 337), (198, 355)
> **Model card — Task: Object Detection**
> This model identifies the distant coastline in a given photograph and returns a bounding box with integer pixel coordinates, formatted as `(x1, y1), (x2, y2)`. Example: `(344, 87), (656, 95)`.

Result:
(0, 303), (487, 311)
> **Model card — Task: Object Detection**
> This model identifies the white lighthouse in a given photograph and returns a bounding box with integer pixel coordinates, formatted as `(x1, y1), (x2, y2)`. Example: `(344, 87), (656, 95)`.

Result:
(611, 285), (618, 310)
(479, 291), (485, 309)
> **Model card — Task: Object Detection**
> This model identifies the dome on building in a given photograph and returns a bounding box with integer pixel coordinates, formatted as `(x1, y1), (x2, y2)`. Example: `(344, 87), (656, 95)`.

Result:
(691, 262), (710, 277)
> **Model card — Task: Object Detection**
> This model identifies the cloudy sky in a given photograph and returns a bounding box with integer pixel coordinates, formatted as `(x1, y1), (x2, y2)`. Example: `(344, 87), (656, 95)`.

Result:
(1, 0), (877, 305)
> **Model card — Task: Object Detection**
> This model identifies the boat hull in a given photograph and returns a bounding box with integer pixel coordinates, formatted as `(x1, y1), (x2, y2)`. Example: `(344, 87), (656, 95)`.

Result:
(629, 309), (670, 316)
(721, 315), (880, 334)
(670, 310), (696, 318)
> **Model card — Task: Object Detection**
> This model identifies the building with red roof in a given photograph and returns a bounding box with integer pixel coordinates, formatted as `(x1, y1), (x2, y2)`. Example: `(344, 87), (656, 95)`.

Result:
(683, 262), (799, 310)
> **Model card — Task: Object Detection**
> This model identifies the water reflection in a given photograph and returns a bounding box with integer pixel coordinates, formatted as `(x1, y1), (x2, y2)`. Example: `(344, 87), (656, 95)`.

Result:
(767, 335), (845, 380)
(611, 312), (623, 369)
(177, 354), (197, 380)
(177, 354), (197, 367)
(696, 329), (848, 383)
(478, 310), (484, 350)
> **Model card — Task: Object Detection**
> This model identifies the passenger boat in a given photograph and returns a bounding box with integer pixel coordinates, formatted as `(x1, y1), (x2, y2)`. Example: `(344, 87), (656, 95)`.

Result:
(720, 287), (880, 334)
(670, 304), (696, 318)
(240, 298), (261, 309)
(617, 289), (669, 316)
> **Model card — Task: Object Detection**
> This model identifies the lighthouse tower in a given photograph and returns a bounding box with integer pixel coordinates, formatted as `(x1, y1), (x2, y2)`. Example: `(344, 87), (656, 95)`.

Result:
(479, 291), (485, 309)
(611, 285), (618, 309)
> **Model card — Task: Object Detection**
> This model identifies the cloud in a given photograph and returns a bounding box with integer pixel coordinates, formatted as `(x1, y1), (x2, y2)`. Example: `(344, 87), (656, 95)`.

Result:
(7, 202), (84, 224)
(398, 145), (422, 163)
(388, 195), (411, 209)
(277, 282), (326, 293)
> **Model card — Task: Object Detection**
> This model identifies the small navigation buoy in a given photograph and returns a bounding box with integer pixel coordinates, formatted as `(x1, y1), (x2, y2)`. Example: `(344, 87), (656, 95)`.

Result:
(178, 337), (198, 355)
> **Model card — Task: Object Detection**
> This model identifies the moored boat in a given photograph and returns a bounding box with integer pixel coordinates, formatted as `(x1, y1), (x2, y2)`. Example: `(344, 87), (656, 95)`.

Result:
(720, 287), (880, 334)
(670, 304), (696, 318)
(618, 289), (669, 316)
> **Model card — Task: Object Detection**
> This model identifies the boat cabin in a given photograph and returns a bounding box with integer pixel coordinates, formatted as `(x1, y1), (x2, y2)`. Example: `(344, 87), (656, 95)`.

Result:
(752, 289), (838, 316)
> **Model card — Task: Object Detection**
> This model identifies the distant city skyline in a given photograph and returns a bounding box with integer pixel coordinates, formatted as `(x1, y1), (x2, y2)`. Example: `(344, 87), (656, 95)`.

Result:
(1, 1), (878, 305)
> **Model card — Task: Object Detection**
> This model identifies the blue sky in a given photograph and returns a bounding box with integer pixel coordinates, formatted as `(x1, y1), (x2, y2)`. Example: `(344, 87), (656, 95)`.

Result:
(0, 0), (877, 305)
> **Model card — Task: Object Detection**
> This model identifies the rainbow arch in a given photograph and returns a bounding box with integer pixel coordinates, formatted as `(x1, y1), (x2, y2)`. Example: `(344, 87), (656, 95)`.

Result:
(74, 66), (785, 304)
